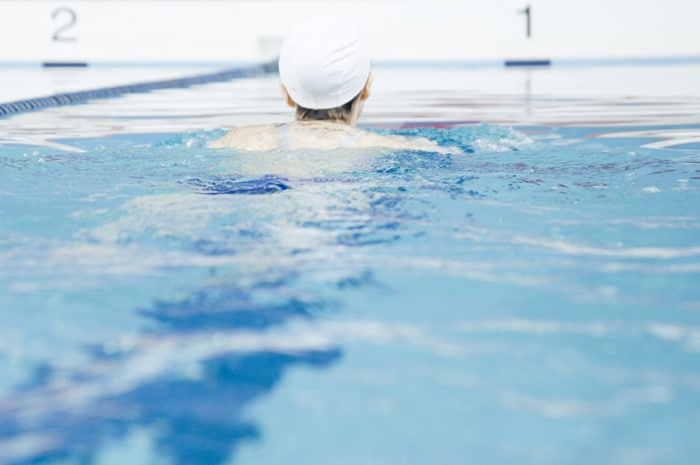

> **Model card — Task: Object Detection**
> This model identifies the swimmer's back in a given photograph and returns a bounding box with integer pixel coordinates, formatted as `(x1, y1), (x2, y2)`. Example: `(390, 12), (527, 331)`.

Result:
(210, 121), (458, 153)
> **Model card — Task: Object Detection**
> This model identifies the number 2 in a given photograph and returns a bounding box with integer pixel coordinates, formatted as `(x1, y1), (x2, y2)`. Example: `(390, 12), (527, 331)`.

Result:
(52, 8), (77, 42)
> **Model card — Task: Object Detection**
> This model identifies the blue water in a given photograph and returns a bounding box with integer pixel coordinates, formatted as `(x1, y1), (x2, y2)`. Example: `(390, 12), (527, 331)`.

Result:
(1, 124), (700, 465)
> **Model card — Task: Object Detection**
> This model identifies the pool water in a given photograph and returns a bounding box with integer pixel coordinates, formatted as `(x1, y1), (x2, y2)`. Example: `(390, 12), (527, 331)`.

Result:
(1, 65), (700, 465)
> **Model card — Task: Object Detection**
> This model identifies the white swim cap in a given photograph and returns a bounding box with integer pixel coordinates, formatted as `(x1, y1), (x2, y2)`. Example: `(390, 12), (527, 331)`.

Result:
(278, 16), (371, 110)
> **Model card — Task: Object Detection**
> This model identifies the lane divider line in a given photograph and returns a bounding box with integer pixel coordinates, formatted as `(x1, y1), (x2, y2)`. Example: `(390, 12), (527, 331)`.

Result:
(0, 61), (278, 117)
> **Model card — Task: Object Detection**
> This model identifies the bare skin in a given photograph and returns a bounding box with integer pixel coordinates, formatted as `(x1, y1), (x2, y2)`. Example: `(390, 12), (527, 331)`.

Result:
(210, 77), (458, 154)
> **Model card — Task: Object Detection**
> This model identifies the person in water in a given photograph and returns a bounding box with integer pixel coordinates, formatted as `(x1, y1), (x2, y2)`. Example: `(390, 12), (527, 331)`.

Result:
(211, 16), (454, 153)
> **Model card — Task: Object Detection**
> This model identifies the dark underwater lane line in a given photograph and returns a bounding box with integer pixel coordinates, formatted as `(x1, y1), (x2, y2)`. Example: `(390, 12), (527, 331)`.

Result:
(0, 280), (342, 465)
(189, 176), (292, 195)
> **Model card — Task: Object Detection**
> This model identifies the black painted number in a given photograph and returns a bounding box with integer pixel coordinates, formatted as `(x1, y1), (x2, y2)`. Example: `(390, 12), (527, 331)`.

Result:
(519, 5), (531, 38)
(52, 8), (77, 42)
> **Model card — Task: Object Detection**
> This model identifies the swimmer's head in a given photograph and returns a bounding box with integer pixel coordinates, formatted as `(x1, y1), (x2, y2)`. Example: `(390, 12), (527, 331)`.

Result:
(278, 16), (371, 111)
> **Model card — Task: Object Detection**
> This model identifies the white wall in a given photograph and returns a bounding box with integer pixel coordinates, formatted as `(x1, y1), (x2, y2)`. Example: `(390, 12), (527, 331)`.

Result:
(1, 0), (699, 65)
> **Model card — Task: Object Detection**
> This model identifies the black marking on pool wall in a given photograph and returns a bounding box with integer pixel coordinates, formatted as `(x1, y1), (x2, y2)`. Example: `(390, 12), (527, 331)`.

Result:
(42, 62), (88, 68)
(504, 59), (552, 67)
(0, 60), (278, 117)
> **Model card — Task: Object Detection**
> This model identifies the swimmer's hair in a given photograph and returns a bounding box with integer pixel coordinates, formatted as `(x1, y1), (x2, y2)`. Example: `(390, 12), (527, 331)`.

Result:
(295, 91), (362, 124)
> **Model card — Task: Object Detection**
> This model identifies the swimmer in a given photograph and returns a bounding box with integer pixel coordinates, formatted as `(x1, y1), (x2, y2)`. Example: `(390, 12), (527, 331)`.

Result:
(211, 16), (457, 153)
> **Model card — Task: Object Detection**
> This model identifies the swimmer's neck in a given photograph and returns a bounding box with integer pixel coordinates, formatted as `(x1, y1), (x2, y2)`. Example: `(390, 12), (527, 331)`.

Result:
(292, 98), (364, 127)
(293, 118), (357, 128)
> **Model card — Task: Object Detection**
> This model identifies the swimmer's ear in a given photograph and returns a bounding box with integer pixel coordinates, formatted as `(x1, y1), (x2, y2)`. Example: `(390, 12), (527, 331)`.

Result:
(360, 75), (373, 101)
(280, 85), (296, 108)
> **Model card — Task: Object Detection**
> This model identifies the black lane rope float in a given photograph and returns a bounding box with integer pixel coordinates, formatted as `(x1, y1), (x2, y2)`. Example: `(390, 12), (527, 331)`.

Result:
(0, 61), (278, 117)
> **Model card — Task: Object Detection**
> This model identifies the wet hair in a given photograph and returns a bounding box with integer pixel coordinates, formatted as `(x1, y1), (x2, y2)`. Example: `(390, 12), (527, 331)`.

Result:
(295, 91), (362, 124)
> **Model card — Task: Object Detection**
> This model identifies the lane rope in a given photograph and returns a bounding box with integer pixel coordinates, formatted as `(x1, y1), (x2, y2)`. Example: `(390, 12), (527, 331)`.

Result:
(0, 61), (278, 117)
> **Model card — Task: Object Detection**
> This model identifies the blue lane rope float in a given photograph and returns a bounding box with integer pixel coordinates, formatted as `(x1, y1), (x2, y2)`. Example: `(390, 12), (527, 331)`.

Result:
(0, 61), (278, 117)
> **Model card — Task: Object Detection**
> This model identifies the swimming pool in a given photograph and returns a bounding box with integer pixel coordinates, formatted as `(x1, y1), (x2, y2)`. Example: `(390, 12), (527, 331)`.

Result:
(1, 63), (700, 465)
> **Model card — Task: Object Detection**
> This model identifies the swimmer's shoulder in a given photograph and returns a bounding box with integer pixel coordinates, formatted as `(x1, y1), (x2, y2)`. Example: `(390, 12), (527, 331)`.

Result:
(210, 123), (462, 154)
(356, 130), (462, 154)
(209, 124), (279, 151)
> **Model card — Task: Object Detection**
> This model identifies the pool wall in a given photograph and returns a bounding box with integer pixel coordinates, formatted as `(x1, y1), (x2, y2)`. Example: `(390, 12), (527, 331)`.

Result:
(2, 0), (699, 66)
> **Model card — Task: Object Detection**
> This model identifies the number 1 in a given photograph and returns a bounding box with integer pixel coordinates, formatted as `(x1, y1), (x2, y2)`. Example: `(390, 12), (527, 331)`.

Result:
(519, 5), (531, 38)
